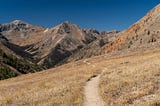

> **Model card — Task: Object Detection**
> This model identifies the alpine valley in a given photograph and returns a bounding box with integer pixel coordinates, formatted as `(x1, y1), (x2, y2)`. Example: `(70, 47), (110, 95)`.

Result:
(0, 3), (160, 106)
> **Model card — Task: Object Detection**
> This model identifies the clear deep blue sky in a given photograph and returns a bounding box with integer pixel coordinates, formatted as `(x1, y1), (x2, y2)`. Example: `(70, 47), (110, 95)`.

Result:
(0, 0), (159, 31)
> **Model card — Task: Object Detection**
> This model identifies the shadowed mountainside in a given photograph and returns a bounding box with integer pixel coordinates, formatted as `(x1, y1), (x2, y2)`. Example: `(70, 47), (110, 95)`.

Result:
(0, 35), (42, 80)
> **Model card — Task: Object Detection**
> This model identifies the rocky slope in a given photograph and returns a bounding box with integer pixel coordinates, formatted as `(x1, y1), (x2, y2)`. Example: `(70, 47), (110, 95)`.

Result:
(101, 4), (160, 54)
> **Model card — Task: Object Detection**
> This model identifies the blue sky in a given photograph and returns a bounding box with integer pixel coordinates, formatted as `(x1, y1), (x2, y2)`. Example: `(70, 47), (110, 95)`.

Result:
(0, 0), (159, 31)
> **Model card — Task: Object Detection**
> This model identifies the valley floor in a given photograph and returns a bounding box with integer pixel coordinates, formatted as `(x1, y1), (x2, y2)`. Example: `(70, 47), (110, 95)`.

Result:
(0, 49), (160, 106)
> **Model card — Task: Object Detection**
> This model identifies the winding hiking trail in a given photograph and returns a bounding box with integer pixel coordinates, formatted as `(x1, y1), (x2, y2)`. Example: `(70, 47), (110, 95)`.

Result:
(84, 74), (104, 106)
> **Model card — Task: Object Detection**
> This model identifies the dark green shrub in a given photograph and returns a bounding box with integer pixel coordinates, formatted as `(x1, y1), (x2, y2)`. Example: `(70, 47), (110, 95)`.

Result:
(0, 49), (42, 75)
(0, 66), (17, 80)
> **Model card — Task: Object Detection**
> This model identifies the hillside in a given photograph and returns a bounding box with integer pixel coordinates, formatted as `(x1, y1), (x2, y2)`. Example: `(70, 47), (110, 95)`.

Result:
(101, 4), (160, 55)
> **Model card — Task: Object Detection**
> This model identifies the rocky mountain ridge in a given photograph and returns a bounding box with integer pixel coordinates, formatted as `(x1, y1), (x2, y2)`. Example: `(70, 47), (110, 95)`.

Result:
(0, 20), (119, 68)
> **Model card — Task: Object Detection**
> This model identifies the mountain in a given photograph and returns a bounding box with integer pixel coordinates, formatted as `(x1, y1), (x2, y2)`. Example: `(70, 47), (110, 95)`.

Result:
(31, 21), (102, 68)
(0, 21), (119, 68)
(37, 23), (119, 67)
(101, 4), (160, 55)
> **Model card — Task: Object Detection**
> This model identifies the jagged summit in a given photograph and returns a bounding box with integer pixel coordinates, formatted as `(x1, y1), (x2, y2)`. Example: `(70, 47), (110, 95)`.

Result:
(0, 20), (30, 26)
(60, 21), (77, 28)
(58, 21), (75, 27)
(10, 20), (28, 25)
(0, 20), (32, 32)
(55, 21), (79, 34)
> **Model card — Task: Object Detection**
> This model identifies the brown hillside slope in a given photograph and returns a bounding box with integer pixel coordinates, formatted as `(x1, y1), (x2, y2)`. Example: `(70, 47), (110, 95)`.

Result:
(101, 4), (160, 54)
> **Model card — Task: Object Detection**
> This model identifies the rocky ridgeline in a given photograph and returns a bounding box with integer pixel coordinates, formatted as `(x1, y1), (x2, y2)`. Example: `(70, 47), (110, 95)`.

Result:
(0, 20), (119, 68)
(0, 20), (31, 32)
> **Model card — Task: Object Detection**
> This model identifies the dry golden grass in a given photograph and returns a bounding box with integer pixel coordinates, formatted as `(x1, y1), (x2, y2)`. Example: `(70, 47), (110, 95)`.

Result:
(0, 48), (160, 106)
(0, 59), (101, 106)
(99, 50), (160, 106)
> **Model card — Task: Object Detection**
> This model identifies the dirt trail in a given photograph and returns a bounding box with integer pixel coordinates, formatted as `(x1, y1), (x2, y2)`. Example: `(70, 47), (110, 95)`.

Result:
(83, 75), (104, 106)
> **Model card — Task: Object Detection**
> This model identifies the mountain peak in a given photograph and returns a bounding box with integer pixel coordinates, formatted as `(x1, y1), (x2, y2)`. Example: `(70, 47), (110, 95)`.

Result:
(0, 20), (31, 32)
(10, 20), (29, 25)
(56, 21), (77, 34)
(61, 21), (75, 26)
